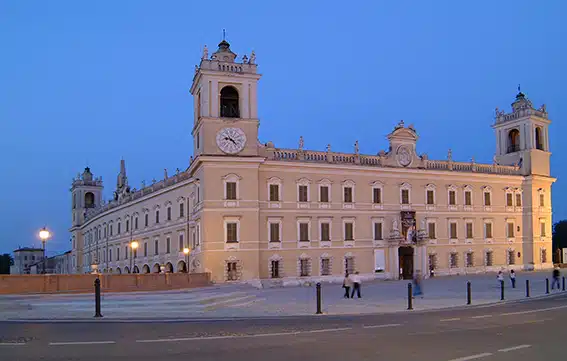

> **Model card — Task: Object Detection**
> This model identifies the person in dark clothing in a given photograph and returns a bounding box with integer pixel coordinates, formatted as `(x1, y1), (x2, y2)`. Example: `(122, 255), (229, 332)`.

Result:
(552, 267), (561, 290)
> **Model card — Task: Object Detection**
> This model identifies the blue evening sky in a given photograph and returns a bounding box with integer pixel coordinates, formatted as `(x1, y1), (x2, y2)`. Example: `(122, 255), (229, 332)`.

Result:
(0, 1), (565, 255)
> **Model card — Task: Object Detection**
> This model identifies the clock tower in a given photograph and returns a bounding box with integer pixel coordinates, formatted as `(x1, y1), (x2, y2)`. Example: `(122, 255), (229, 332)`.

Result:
(190, 40), (262, 157)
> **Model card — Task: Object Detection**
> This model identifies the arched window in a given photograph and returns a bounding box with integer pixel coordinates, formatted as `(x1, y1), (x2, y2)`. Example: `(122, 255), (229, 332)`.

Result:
(220, 86), (239, 118)
(507, 129), (520, 153)
(535, 127), (544, 150)
(84, 192), (95, 208)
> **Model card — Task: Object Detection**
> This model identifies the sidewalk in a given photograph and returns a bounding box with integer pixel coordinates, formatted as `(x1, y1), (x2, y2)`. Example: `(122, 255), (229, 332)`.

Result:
(0, 271), (562, 320)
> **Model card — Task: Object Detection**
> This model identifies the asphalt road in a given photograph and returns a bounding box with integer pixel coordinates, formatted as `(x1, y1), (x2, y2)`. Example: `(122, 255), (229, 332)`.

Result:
(1, 294), (566, 361)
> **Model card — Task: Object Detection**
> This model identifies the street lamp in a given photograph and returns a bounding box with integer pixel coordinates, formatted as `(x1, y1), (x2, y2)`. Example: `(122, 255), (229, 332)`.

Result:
(38, 227), (50, 274)
(130, 241), (139, 273)
(183, 248), (190, 273)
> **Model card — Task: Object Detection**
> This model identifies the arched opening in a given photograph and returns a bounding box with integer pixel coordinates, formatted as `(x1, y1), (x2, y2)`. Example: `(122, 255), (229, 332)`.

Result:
(152, 263), (161, 273)
(108, 268), (113, 274)
(142, 264), (150, 274)
(535, 127), (544, 150)
(507, 129), (520, 153)
(123, 266), (130, 274)
(177, 260), (187, 273)
(84, 192), (95, 208)
(165, 262), (173, 273)
(116, 267), (121, 274)
(220, 86), (240, 118)
(133, 265), (139, 274)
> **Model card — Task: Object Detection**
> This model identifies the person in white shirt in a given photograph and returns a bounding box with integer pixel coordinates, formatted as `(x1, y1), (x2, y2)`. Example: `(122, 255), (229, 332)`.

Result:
(350, 272), (362, 298)
(342, 273), (352, 298)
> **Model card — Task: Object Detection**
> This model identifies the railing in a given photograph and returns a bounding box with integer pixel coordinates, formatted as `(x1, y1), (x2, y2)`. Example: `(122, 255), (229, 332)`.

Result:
(266, 148), (521, 175)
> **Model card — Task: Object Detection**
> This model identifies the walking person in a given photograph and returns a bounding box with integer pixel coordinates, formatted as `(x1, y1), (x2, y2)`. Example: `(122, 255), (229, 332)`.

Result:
(552, 267), (561, 290)
(350, 271), (362, 299)
(413, 270), (423, 298)
(510, 269), (516, 288)
(497, 270), (504, 287)
(342, 272), (351, 298)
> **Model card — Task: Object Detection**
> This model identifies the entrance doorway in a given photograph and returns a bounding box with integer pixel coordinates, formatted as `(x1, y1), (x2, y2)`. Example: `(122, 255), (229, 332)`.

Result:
(399, 246), (414, 280)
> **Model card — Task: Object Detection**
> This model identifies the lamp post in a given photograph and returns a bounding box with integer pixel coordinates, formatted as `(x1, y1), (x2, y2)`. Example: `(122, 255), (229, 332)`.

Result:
(39, 227), (50, 274)
(183, 248), (191, 273)
(130, 241), (138, 273)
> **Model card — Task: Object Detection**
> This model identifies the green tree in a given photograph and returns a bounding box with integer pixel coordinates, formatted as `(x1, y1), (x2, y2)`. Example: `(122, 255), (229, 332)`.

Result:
(0, 254), (14, 274)
(552, 220), (567, 262)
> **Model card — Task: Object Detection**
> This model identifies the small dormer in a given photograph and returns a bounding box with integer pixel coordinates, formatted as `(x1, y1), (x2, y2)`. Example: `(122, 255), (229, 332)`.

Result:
(382, 121), (421, 168)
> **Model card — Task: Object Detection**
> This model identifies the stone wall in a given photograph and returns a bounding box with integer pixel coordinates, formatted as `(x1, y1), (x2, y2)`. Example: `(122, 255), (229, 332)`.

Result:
(0, 273), (210, 295)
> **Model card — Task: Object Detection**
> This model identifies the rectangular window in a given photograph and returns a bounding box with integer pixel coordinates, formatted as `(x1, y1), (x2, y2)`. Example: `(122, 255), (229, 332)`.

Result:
(428, 254), (437, 270)
(133, 249), (137, 258)
(320, 186), (329, 203)
(270, 260), (280, 279)
(484, 192), (491, 206)
(299, 223), (309, 242)
(373, 188), (382, 204)
(226, 223), (238, 243)
(117, 247), (120, 261)
(345, 257), (355, 275)
(167, 207), (171, 221)
(179, 234), (184, 251)
(155, 211), (160, 224)
(541, 222), (546, 237)
(515, 193), (522, 207)
(135, 217), (139, 230)
(485, 223), (493, 239)
(300, 259), (310, 277)
(117, 223), (121, 234)
(226, 182), (237, 200)
(507, 223), (515, 238)
(125, 246), (128, 259)
(196, 226), (200, 246)
(428, 223), (436, 239)
(166, 237), (170, 254)
(179, 203), (184, 218)
(145, 214), (149, 227)
(344, 222), (354, 240)
(448, 191), (456, 205)
(374, 222), (383, 241)
(197, 187), (200, 203)
(154, 240), (158, 255)
(466, 253), (474, 267)
(320, 223), (330, 241)
(269, 184), (279, 202)
(227, 262), (238, 281)
(466, 223), (473, 239)
(269, 223), (280, 242)
(506, 193), (513, 207)
(450, 222), (457, 239)
(109, 249), (112, 262)
(401, 189), (409, 204)
(450, 253), (458, 268)
(144, 242), (148, 257)
(321, 258), (331, 276)
(126, 220), (129, 232)
(542, 249), (547, 263)
(539, 194), (545, 207)
(508, 250), (515, 265)
(298, 185), (308, 202)
(464, 191), (472, 206)
(343, 187), (353, 203)
(192, 231), (196, 249)
(110, 225), (113, 236)
(486, 251), (493, 266)
(426, 190), (434, 205)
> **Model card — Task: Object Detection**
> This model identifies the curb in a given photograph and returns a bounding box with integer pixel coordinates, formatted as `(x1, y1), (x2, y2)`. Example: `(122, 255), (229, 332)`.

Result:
(2, 292), (565, 324)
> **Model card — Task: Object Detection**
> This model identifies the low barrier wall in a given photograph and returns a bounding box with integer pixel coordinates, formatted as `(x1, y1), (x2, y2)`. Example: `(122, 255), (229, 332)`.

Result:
(0, 273), (211, 295)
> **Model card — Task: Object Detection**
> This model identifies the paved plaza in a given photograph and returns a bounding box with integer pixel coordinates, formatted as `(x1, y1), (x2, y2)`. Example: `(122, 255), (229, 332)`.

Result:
(0, 271), (562, 320)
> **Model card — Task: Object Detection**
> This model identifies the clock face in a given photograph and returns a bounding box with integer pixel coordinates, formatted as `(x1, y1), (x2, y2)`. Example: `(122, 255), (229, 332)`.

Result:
(216, 127), (247, 154)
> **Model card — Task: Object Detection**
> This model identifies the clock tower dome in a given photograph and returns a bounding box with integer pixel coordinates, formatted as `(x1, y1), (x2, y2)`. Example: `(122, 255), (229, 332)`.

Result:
(190, 39), (262, 157)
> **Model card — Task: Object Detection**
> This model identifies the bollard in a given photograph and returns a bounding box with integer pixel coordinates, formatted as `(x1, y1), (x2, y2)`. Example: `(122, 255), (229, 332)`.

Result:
(526, 279), (530, 298)
(546, 278), (550, 294)
(94, 278), (103, 318)
(466, 281), (472, 305)
(315, 282), (322, 315)
(563, 277), (565, 292)
(500, 280), (504, 301)
(407, 283), (413, 310)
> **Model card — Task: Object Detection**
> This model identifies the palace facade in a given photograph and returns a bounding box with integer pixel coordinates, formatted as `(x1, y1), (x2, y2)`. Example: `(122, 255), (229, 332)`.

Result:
(70, 40), (555, 285)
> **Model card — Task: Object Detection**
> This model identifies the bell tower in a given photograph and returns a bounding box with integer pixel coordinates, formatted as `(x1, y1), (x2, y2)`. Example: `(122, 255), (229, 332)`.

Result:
(493, 88), (551, 176)
(190, 39), (262, 157)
